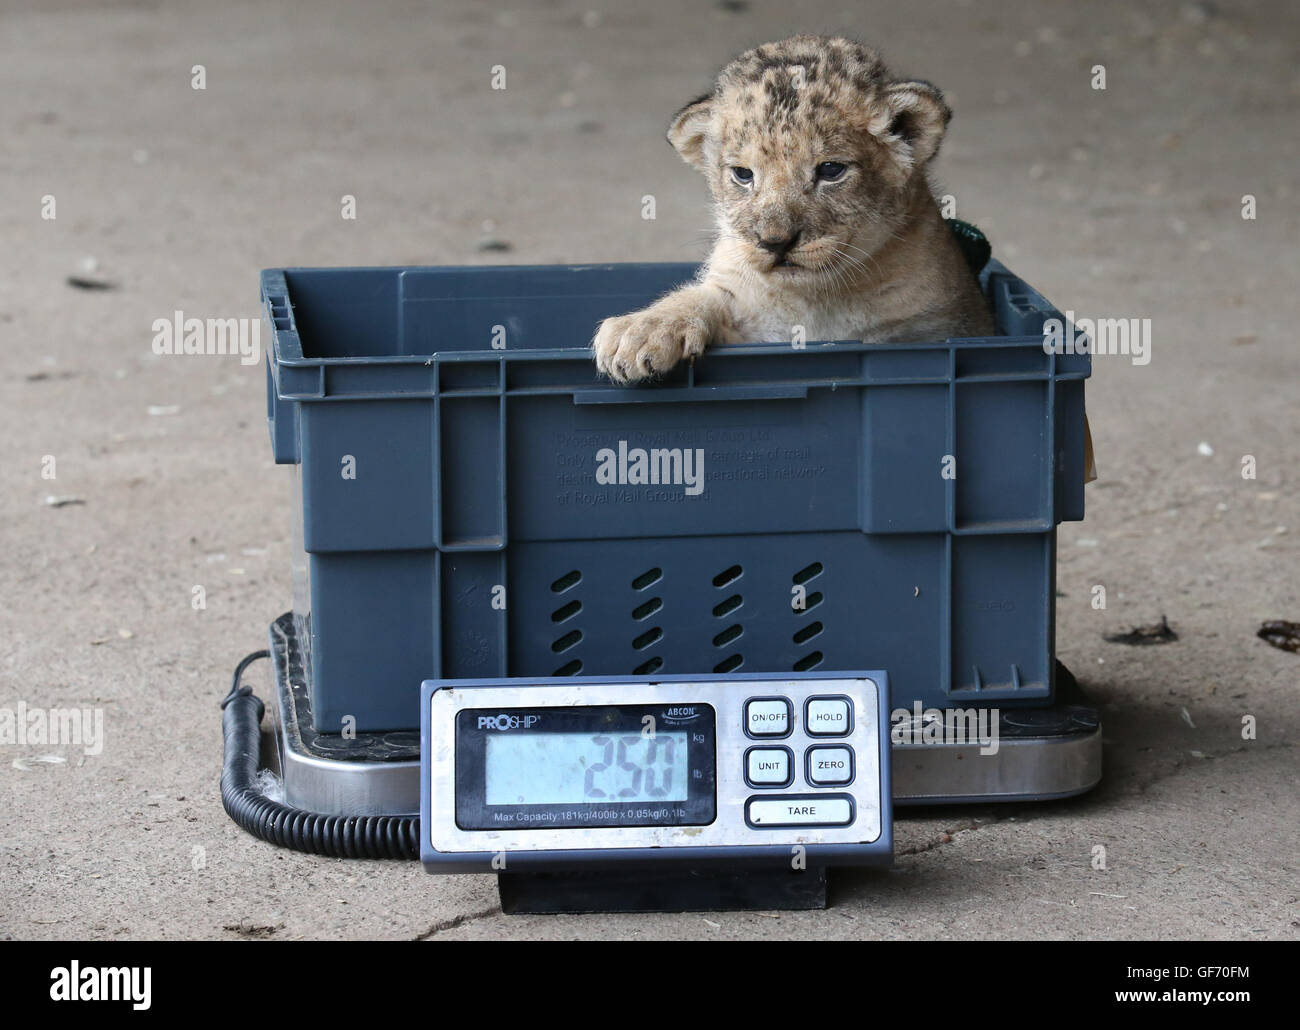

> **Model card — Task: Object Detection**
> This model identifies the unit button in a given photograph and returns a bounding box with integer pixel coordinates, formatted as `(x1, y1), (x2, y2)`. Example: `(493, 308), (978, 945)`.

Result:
(806, 746), (855, 786)
(805, 696), (853, 736)
(745, 698), (791, 737)
(745, 746), (793, 787)
(746, 795), (854, 827)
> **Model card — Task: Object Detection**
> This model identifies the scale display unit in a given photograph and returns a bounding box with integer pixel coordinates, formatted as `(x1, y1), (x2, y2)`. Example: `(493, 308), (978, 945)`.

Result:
(414, 672), (889, 910)
(421, 672), (892, 871)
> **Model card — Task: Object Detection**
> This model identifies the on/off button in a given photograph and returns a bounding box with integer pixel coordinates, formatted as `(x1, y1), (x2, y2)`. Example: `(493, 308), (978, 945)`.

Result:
(744, 698), (791, 738)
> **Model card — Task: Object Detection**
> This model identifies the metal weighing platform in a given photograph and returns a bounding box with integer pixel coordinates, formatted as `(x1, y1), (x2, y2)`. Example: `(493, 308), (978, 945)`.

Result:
(265, 613), (1101, 820)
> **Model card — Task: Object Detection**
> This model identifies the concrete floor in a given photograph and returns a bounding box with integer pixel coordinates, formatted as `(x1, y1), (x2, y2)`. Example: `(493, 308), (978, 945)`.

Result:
(2, 0), (1297, 940)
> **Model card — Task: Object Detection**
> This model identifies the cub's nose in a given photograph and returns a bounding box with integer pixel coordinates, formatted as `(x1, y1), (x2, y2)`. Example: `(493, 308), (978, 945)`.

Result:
(755, 230), (802, 258)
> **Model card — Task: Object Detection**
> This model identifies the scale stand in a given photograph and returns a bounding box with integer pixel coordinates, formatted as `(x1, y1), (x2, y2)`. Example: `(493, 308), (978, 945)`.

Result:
(498, 868), (828, 914)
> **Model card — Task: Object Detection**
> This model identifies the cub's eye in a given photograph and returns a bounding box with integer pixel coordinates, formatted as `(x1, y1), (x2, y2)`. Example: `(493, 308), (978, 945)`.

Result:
(730, 166), (754, 186)
(815, 161), (847, 182)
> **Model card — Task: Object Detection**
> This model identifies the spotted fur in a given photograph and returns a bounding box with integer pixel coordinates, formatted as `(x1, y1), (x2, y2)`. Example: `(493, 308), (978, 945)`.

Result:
(593, 35), (994, 383)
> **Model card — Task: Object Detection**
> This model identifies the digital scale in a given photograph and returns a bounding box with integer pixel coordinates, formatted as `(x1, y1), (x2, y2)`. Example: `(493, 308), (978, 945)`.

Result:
(233, 614), (1100, 911)
(420, 672), (892, 911)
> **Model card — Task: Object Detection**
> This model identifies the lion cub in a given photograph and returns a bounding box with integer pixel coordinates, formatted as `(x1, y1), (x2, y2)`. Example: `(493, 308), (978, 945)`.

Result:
(593, 35), (994, 383)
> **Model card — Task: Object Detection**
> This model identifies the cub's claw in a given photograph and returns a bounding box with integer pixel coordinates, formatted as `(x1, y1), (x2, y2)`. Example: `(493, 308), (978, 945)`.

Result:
(592, 309), (710, 384)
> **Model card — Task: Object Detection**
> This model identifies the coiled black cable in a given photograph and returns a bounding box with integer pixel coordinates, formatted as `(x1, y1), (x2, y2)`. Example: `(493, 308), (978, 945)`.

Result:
(220, 650), (419, 859)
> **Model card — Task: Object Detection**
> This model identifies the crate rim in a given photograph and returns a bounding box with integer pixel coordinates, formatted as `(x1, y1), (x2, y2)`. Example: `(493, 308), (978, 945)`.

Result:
(259, 259), (1085, 372)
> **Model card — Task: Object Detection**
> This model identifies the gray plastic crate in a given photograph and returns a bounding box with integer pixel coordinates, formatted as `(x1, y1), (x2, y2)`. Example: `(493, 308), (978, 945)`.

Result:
(262, 261), (1089, 732)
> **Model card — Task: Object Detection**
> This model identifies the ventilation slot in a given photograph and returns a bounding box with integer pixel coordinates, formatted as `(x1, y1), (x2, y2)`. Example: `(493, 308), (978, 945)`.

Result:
(793, 562), (823, 585)
(550, 569), (582, 593)
(793, 651), (823, 672)
(713, 624), (743, 648)
(792, 621), (823, 646)
(632, 568), (663, 590)
(713, 594), (743, 618)
(710, 570), (744, 669)
(550, 576), (583, 659)
(791, 562), (825, 667)
(795, 590), (824, 614)
(712, 564), (743, 588)
(551, 629), (582, 653)
(551, 599), (582, 623)
(630, 570), (665, 670)
(790, 567), (821, 616)
(632, 627), (663, 651)
(632, 597), (662, 621)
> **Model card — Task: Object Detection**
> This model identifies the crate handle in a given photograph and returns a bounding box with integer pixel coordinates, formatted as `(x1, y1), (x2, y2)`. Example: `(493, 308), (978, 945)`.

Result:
(573, 384), (809, 405)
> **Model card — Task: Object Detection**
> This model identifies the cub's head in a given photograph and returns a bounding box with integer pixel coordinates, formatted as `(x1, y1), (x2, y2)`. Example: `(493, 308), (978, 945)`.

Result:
(668, 36), (951, 280)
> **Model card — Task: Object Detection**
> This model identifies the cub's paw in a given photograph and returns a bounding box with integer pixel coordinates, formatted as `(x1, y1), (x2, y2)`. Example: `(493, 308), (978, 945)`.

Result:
(592, 309), (710, 384)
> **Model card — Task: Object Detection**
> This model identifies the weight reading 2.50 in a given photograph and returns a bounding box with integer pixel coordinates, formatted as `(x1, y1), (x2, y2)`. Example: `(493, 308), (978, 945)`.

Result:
(584, 735), (679, 800)
(481, 726), (692, 806)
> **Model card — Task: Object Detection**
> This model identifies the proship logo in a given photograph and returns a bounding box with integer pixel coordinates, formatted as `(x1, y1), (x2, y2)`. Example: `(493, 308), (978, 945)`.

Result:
(50, 962), (151, 1010)
(477, 714), (541, 730)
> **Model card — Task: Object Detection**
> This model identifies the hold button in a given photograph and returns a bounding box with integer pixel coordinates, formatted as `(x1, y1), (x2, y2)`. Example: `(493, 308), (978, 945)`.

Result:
(805, 697), (852, 737)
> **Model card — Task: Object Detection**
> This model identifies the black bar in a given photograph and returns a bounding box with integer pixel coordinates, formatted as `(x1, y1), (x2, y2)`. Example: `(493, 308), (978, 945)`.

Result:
(499, 867), (828, 913)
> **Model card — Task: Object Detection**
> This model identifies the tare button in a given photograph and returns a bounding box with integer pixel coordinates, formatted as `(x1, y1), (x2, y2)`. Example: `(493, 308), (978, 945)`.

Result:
(745, 698), (791, 738)
(746, 795), (854, 827)
(805, 696), (853, 737)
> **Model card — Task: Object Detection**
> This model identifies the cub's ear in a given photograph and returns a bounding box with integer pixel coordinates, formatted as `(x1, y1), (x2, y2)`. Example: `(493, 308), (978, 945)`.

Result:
(868, 79), (952, 174)
(666, 94), (715, 171)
